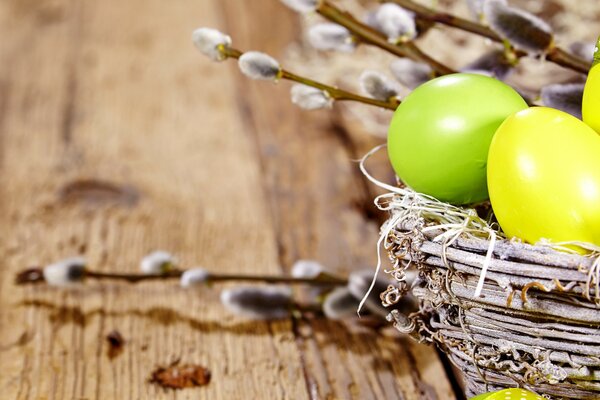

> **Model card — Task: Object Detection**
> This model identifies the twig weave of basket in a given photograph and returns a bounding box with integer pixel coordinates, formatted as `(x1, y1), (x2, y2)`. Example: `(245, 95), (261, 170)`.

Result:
(382, 207), (600, 399)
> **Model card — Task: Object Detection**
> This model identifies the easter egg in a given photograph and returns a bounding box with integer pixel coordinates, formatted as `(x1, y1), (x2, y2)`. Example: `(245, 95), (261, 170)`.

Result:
(469, 388), (543, 400)
(488, 107), (600, 248)
(469, 392), (494, 400)
(388, 73), (527, 204)
(583, 36), (600, 133)
(387, 73), (527, 205)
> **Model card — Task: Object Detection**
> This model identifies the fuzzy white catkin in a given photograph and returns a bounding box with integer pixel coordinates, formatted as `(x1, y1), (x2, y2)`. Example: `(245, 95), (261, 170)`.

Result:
(359, 70), (400, 101)
(291, 259), (334, 305)
(43, 257), (86, 286)
(307, 23), (355, 53)
(180, 268), (210, 288)
(373, 3), (416, 43)
(389, 58), (432, 89)
(322, 287), (360, 320)
(140, 250), (176, 275)
(290, 84), (332, 110)
(569, 41), (596, 62)
(466, 0), (506, 22)
(280, 0), (319, 13)
(192, 27), (232, 61)
(220, 286), (292, 320)
(238, 51), (281, 81)
(461, 50), (514, 80)
(483, 0), (553, 54)
(540, 83), (585, 119)
(291, 259), (324, 278)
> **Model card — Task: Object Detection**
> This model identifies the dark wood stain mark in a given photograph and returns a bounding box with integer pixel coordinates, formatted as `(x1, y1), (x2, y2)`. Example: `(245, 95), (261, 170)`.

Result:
(106, 329), (125, 360)
(42, 302), (88, 329)
(58, 179), (140, 207)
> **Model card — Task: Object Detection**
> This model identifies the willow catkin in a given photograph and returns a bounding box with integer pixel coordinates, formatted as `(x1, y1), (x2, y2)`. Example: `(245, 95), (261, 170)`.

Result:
(43, 257), (87, 286)
(192, 28), (232, 61)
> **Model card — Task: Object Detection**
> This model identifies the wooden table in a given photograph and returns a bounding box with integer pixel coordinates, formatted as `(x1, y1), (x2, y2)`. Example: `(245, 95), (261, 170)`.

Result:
(0, 0), (457, 398)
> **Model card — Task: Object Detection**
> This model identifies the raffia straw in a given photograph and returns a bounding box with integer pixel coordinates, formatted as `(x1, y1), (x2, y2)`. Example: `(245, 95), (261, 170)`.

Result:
(360, 145), (600, 305)
(358, 145), (499, 307)
(356, 210), (403, 315)
(475, 230), (496, 297)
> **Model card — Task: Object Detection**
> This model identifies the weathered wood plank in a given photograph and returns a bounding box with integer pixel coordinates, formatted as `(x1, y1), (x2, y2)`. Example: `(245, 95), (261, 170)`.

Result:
(0, 0), (457, 399)
(220, 1), (456, 399)
(0, 0), (307, 399)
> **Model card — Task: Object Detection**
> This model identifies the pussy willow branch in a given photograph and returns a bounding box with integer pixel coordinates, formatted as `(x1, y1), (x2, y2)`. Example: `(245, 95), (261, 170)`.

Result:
(221, 46), (399, 110)
(317, 1), (456, 76)
(16, 266), (348, 286)
(386, 0), (590, 74)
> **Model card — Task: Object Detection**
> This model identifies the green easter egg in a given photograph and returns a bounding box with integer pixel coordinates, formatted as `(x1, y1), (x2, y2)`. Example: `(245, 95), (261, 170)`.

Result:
(488, 107), (600, 250)
(387, 73), (527, 205)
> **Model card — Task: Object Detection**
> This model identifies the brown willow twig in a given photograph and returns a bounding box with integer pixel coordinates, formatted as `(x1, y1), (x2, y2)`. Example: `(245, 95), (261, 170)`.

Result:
(221, 46), (400, 110)
(16, 266), (348, 286)
(317, 1), (456, 76)
(386, 0), (591, 74)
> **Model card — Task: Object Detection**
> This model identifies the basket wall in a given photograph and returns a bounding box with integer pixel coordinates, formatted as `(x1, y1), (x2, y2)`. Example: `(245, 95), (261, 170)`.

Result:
(383, 221), (600, 400)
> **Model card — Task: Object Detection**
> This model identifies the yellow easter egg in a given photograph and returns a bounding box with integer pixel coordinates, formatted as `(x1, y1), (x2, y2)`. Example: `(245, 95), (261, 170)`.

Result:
(583, 37), (600, 133)
(469, 392), (494, 400)
(470, 388), (543, 400)
(488, 107), (600, 249)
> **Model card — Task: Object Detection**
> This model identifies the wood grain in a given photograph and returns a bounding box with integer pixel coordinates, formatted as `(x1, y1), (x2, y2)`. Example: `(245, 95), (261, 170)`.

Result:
(0, 0), (456, 398)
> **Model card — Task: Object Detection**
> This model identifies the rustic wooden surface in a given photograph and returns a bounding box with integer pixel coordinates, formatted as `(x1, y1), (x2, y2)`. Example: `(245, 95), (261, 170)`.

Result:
(0, 0), (457, 398)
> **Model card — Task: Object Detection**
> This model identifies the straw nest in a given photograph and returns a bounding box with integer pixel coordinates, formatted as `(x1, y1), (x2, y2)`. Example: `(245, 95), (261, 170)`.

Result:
(376, 189), (600, 399)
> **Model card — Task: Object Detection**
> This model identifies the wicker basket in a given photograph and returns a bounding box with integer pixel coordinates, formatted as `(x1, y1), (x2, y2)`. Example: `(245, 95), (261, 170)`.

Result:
(379, 198), (600, 400)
